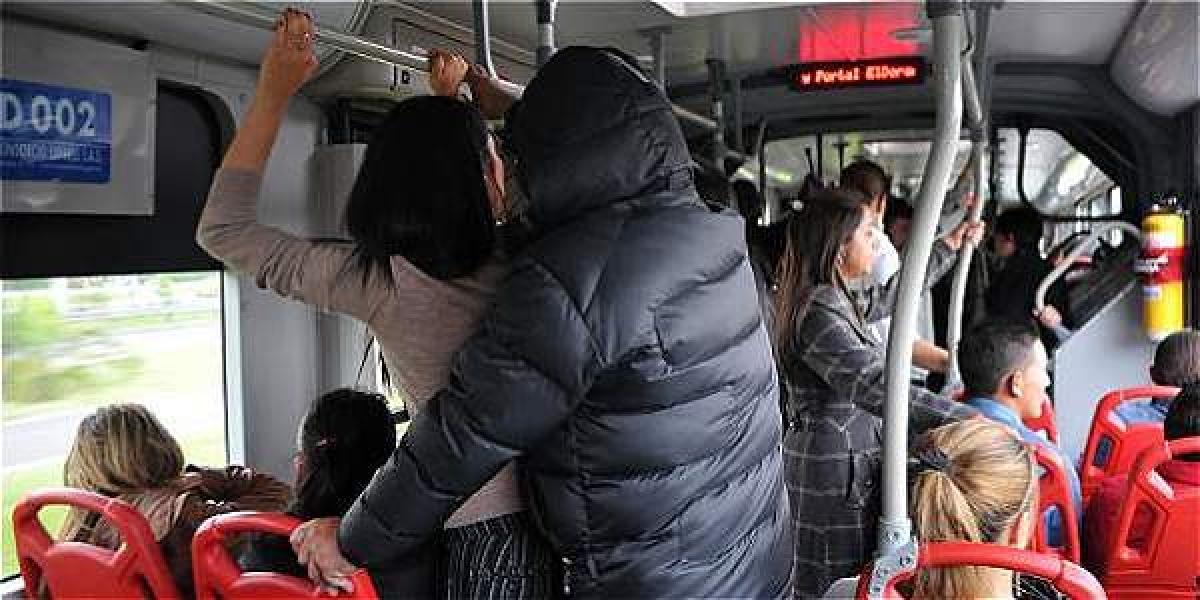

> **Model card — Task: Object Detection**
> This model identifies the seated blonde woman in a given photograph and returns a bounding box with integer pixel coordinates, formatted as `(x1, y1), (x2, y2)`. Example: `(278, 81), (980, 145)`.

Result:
(59, 404), (290, 598)
(909, 419), (1039, 600)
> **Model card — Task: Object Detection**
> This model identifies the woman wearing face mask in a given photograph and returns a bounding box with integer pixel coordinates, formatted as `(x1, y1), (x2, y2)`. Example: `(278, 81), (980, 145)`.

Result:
(196, 10), (556, 598)
(773, 188), (981, 598)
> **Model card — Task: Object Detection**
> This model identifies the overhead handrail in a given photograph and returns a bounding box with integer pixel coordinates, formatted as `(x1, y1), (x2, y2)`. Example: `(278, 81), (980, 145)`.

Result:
(535, 0), (558, 67)
(183, 1), (737, 157)
(1034, 221), (1141, 311)
(707, 58), (729, 173)
(188, 2), (421, 71)
(472, 0), (498, 77)
(877, 0), (965, 562)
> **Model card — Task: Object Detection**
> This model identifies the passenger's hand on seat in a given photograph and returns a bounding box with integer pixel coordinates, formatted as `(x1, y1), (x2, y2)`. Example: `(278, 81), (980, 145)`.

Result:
(940, 220), (985, 251)
(257, 8), (318, 109)
(428, 49), (470, 97)
(291, 517), (356, 594)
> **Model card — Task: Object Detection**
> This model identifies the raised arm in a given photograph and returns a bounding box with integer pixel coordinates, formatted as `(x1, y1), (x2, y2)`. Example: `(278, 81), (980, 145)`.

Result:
(197, 10), (384, 317)
(288, 258), (601, 587)
(338, 258), (599, 564)
(865, 220), (985, 322)
(220, 8), (316, 174)
(799, 305), (975, 434)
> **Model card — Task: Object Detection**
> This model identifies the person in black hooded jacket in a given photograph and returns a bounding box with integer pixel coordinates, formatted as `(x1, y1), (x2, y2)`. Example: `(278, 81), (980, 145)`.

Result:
(291, 46), (793, 599)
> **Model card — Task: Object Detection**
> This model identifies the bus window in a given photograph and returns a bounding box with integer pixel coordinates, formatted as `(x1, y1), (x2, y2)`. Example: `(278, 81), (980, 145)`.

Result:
(993, 127), (1118, 227)
(763, 130), (976, 202)
(1, 82), (226, 580)
(1, 272), (227, 579)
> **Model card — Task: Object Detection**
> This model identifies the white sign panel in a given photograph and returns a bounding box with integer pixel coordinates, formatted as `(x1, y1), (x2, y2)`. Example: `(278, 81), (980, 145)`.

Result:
(1, 21), (154, 215)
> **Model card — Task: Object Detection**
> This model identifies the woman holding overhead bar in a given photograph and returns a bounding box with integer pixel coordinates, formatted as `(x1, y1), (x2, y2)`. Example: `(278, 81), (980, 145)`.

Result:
(196, 9), (556, 599)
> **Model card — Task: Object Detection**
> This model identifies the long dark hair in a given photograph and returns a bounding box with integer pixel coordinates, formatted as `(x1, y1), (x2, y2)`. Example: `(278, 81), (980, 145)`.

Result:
(774, 189), (866, 377)
(290, 389), (396, 518)
(345, 95), (496, 282)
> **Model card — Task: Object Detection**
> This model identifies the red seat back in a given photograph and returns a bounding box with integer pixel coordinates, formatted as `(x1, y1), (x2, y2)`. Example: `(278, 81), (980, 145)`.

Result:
(192, 511), (378, 600)
(855, 542), (1104, 599)
(1023, 396), (1059, 444)
(1102, 437), (1200, 599)
(1030, 445), (1081, 563)
(12, 487), (182, 599)
(1080, 385), (1177, 503)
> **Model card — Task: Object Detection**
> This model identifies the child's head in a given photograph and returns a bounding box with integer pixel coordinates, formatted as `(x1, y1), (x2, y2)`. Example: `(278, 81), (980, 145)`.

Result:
(910, 419), (1038, 599)
(1151, 329), (1200, 388)
(291, 389), (397, 518)
(64, 404), (185, 495)
(1165, 383), (1200, 462)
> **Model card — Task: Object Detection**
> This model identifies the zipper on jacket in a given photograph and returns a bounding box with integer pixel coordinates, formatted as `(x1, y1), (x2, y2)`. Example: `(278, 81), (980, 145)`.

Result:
(561, 556), (572, 595)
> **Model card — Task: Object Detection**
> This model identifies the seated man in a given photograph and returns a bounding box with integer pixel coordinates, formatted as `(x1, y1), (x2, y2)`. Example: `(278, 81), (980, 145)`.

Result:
(1092, 329), (1199, 468)
(958, 320), (1082, 546)
(1084, 383), (1200, 573)
(1118, 329), (1199, 423)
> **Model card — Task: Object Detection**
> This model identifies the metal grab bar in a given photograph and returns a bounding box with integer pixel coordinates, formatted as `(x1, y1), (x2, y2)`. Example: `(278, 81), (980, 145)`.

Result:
(944, 52), (989, 388)
(961, 59), (984, 135)
(1034, 222), (1142, 311)
(878, 0), (965, 560)
(473, 0), (498, 77)
(184, 1), (734, 146)
(188, 2), (424, 70)
(185, 1), (527, 98)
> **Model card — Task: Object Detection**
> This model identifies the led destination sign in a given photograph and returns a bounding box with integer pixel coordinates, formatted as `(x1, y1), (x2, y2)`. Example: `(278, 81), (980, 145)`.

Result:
(787, 57), (926, 92)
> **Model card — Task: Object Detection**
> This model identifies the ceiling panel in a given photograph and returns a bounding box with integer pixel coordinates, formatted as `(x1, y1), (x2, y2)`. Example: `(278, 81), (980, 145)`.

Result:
(986, 1), (1140, 65)
(1110, 1), (1199, 117)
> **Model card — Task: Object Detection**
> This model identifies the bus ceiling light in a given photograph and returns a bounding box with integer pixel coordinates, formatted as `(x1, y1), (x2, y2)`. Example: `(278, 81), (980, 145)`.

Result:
(651, 1), (821, 18)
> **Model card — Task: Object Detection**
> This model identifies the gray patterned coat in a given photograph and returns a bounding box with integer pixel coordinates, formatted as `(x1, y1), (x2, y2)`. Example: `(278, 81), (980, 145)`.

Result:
(782, 241), (977, 599)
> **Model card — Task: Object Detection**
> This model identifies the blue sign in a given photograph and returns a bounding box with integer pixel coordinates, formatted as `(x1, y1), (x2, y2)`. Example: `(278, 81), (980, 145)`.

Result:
(0, 79), (112, 183)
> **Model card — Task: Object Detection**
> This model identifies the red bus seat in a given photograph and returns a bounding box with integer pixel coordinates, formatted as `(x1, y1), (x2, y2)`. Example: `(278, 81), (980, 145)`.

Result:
(1030, 445), (1081, 563)
(855, 542), (1104, 599)
(192, 511), (378, 600)
(1100, 437), (1200, 599)
(1024, 396), (1059, 444)
(12, 487), (182, 599)
(1080, 385), (1177, 503)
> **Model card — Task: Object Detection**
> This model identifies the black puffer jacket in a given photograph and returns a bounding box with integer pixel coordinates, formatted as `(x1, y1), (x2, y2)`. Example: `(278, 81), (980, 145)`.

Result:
(340, 47), (792, 599)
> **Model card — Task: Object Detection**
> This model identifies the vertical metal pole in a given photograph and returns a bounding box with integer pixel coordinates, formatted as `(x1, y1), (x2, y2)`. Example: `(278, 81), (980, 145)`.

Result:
(878, 0), (964, 558)
(535, 0), (557, 67)
(944, 45), (989, 388)
(644, 27), (670, 88)
(732, 76), (745, 156)
(756, 119), (770, 224)
(815, 133), (825, 184)
(473, 0), (497, 77)
(707, 58), (729, 174)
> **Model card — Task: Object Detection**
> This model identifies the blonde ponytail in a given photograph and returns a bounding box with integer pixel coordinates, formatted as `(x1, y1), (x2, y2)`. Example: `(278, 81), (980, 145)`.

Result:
(910, 420), (1037, 599)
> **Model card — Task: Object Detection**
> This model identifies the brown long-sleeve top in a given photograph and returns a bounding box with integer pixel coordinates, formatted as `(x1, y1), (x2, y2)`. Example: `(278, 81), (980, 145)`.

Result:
(196, 168), (523, 528)
(62, 466), (290, 599)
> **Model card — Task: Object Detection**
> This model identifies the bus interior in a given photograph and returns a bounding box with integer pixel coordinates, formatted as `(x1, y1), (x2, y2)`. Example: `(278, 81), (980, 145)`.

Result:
(1, 1), (1197, 597)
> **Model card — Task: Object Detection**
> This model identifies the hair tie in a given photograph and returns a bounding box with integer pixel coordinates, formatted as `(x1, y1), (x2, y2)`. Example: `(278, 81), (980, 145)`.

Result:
(912, 446), (952, 477)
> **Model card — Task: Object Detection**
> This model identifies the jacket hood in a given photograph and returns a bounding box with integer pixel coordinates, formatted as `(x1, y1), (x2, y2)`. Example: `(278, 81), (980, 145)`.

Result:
(507, 46), (694, 230)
